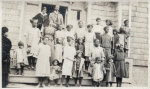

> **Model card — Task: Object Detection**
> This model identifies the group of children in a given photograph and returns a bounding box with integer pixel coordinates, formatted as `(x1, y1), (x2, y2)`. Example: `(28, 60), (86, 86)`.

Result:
(13, 17), (130, 87)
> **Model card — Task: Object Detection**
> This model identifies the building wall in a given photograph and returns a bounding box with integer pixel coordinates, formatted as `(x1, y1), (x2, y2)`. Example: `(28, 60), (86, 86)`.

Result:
(92, 2), (149, 66)
(2, 1), (22, 49)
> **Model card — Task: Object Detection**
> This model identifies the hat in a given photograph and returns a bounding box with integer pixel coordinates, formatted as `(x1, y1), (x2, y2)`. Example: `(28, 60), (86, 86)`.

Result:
(66, 24), (73, 28)
(18, 41), (24, 46)
(108, 55), (114, 59)
(2, 27), (8, 35)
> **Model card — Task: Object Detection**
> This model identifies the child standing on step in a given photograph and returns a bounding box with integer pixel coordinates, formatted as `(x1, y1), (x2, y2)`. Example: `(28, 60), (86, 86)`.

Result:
(61, 36), (76, 87)
(84, 25), (96, 71)
(114, 44), (126, 87)
(48, 59), (61, 87)
(75, 38), (85, 57)
(14, 41), (28, 75)
(54, 25), (65, 67)
(92, 57), (106, 87)
(36, 37), (51, 88)
(72, 50), (85, 87)
(105, 55), (116, 87)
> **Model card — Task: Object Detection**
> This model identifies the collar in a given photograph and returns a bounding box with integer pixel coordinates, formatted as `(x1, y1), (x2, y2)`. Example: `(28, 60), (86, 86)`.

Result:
(40, 12), (47, 16)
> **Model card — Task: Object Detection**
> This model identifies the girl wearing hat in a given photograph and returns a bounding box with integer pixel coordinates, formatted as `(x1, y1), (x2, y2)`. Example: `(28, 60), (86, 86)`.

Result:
(105, 55), (116, 87)
(14, 41), (28, 75)
(72, 50), (85, 87)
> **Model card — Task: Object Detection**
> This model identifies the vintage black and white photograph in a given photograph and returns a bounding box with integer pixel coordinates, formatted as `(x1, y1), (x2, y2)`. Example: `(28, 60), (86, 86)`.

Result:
(1, 0), (149, 88)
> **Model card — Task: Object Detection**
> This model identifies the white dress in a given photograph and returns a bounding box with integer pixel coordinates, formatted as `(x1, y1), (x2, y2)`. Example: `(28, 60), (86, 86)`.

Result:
(64, 31), (75, 46)
(62, 46), (76, 76)
(26, 27), (41, 57)
(93, 25), (104, 35)
(92, 63), (105, 82)
(108, 26), (113, 38)
(75, 27), (85, 39)
(84, 31), (96, 56)
(54, 30), (65, 63)
(36, 44), (51, 77)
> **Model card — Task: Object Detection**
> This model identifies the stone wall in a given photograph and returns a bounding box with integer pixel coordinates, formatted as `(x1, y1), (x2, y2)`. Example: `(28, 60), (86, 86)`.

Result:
(130, 2), (149, 66)
(2, 1), (22, 49)
(91, 2), (118, 29)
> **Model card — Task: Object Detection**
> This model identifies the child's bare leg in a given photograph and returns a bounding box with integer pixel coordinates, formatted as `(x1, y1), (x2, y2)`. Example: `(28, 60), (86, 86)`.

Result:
(42, 77), (46, 87)
(36, 77), (42, 87)
(28, 56), (32, 69)
(48, 79), (51, 87)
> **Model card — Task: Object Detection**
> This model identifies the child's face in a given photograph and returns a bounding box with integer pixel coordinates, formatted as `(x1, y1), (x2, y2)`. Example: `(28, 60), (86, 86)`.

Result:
(49, 20), (53, 26)
(109, 59), (113, 63)
(77, 52), (82, 58)
(42, 9), (47, 14)
(19, 45), (24, 49)
(4, 32), (8, 37)
(43, 38), (48, 44)
(67, 27), (72, 31)
(96, 20), (101, 25)
(88, 27), (92, 32)
(96, 58), (101, 64)
(119, 46), (124, 52)
(125, 21), (129, 26)
(78, 22), (83, 28)
(105, 27), (109, 33)
(54, 61), (58, 66)
(106, 20), (110, 26)
(32, 20), (38, 27)
(113, 31), (117, 35)
(95, 39), (100, 46)
(58, 25), (62, 30)
(68, 40), (73, 46)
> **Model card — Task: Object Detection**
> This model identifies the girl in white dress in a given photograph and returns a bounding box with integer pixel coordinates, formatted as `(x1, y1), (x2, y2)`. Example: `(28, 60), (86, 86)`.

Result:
(36, 37), (51, 88)
(106, 19), (113, 38)
(25, 19), (41, 69)
(84, 25), (96, 71)
(60, 36), (76, 87)
(14, 41), (28, 75)
(92, 57), (106, 87)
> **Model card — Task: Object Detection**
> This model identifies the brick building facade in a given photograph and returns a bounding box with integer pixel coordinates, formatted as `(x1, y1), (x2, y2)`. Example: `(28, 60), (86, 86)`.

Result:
(2, 1), (149, 66)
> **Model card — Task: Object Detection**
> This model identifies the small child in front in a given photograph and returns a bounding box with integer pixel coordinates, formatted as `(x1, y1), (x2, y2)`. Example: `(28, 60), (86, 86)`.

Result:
(75, 38), (85, 57)
(72, 50), (85, 87)
(14, 41), (28, 75)
(84, 25), (96, 71)
(48, 60), (61, 87)
(61, 36), (76, 87)
(105, 55), (116, 87)
(92, 57), (106, 87)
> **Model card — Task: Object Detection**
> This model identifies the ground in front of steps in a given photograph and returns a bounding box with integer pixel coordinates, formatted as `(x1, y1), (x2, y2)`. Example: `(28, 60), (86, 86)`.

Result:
(6, 66), (148, 88)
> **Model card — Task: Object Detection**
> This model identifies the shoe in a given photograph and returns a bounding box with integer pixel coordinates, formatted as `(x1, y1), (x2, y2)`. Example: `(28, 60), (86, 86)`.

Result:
(66, 84), (69, 87)
(42, 84), (46, 88)
(54, 85), (57, 87)
(48, 84), (51, 87)
(31, 66), (34, 70)
(36, 84), (41, 88)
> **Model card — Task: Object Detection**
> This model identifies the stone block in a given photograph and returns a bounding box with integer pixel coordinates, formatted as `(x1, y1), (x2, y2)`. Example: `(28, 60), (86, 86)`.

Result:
(122, 5), (129, 10)
(137, 7), (148, 13)
(130, 27), (148, 33)
(2, 14), (20, 21)
(7, 27), (20, 34)
(130, 43), (149, 49)
(131, 22), (148, 28)
(92, 5), (103, 10)
(131, 33), (148, 39)
(138, 2), (148, 8)
(122, 2), (129, 5)
(131, 17), (148, 23)
(130, 37), (148, 44)
(132, 2), (139, 7)
(131, 54), (148, 61)
(6, 20), (20, 27)
(122, 10), (129, 16)
(132, 6), (137, 12)
(2, 8), (20, 16)
(2, 2), (12, 9)
(17, 4), (22, 10)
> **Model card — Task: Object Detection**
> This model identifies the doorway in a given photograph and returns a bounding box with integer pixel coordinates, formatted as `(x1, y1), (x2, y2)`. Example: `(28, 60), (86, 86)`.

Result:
(42, 4), (68, 26)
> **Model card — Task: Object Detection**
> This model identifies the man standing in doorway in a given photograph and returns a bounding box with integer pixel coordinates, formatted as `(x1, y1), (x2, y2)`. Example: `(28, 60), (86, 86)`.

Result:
(49, 5), (64, 27)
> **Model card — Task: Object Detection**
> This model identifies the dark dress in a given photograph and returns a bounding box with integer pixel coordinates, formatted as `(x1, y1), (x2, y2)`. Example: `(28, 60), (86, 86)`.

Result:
(76, 43), (85, 56)
(33, 13), (49, 30)
(2, 35), (12, 87)
(114, 50), (126, 78)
